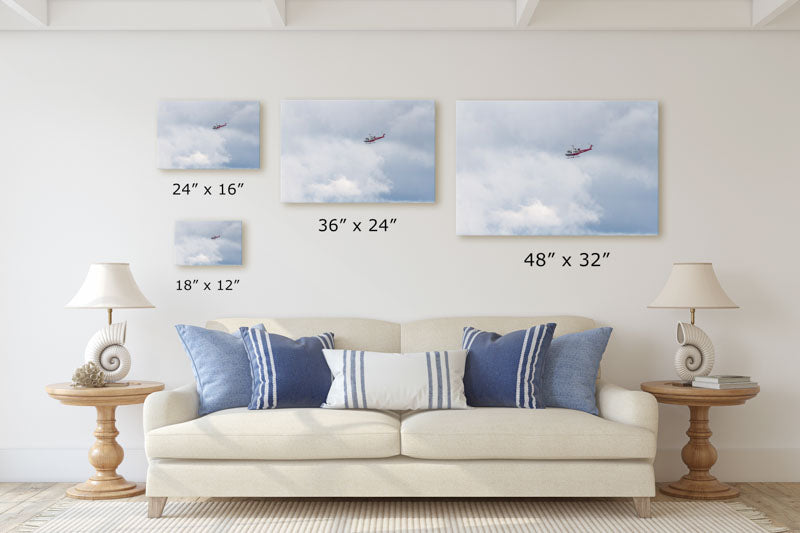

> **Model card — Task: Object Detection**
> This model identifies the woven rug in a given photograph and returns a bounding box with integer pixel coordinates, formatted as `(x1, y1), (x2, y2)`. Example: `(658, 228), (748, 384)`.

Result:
(16, 499), (788, 533)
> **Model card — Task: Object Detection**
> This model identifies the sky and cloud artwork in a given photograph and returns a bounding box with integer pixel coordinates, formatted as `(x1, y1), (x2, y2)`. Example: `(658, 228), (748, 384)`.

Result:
(281, 100), (435, 203)
(175, 221), (242, 266)
(158, 101), (260, 169)
(457, 101), (659, 236)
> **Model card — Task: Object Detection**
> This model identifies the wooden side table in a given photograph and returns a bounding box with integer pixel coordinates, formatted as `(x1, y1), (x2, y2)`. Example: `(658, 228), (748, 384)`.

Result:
(45, 381), (165, 500)
(641, 380), (759, 500)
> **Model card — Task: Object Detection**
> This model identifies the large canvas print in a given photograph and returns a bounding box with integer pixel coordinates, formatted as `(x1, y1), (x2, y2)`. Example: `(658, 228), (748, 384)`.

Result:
(158, 101), (260, 169)
(456, 101), (658, 236)
(175, 221), (242, 266)
(281, 100), (435, 203)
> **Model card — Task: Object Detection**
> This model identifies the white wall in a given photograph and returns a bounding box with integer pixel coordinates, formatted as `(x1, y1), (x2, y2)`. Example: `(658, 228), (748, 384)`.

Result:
(1, 30), (798, 483)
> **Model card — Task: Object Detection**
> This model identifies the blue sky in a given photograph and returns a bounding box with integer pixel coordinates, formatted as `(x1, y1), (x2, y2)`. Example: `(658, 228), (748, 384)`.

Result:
(158, 101), (260, 169)
(456, 101), (659, 236)
(175, 221), (242, 266)
(281, 100), (435, 203)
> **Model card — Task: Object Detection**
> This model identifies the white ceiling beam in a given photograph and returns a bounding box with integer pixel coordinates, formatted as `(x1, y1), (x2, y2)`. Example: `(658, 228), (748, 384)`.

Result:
(531, 0), (751, 29)
(1, 0), (47, 26)
(286, 0), (512, 29)
(516, 0), (540, 27)
(752, 0), (800, 26)
(2, 0), (796, 31)
(264, 0), (286, 26)
(44, 0), (275, 30)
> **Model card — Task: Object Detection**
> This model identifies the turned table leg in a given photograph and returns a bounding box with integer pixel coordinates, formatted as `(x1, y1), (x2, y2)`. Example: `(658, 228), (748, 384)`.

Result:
(66, 405), (145, 500)
(660, 405), (739, 500)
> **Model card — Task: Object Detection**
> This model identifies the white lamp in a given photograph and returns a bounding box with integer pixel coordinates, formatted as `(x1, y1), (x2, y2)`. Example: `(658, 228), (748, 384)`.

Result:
(66, 263), (154, 383)
(648, 263), (738, 381)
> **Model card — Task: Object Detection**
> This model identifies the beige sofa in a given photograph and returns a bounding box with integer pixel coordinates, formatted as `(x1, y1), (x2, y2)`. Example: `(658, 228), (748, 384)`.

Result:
(143, 316), (658, 518)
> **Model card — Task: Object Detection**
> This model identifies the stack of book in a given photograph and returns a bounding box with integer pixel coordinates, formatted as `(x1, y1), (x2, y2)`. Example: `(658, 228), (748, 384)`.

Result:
(692, 375), (758, 389)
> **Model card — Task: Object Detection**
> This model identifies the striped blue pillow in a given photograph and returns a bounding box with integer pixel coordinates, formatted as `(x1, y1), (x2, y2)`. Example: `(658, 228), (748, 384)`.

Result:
(321, 349), (469, 410)
(462, 323), (556, 408)
(240, 327), (334, 409)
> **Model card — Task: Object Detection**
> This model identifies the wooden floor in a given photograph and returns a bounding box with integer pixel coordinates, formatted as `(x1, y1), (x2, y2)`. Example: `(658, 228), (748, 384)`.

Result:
(0, 482), (798, 532)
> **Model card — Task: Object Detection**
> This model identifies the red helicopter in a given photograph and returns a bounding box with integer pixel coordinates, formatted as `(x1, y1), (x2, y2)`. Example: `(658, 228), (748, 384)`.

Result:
(364, 133), (385, 144)
(210, 235), (221, 240)
(212, 123), (227, 130)
(565, 144), (593, 158)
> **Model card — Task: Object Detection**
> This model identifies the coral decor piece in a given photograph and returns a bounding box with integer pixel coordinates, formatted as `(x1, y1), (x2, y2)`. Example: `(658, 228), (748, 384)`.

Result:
(71, 361), (106, 388)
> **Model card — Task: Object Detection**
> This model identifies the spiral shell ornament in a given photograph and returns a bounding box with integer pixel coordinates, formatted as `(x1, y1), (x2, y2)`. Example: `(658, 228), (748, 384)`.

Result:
(674, 322), (715, 381)
(84, 322), (130, 382)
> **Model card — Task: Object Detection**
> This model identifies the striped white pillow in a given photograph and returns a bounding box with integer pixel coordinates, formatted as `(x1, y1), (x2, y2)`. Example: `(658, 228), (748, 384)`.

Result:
(322, 349), (468, 410)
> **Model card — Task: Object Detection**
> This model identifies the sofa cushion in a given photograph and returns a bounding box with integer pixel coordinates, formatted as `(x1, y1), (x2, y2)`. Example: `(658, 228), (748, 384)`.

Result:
(400, 408), (655, 460)
(208, 317), (401, 352)
(146, 408), (400, 460)
(400, 316), (595, 353)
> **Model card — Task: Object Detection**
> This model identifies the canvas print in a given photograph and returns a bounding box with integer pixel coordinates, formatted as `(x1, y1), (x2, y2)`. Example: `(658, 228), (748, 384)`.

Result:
(456, 101), (659, 236)
(158, 100), (260, 169)
(175, 221), (242, 266)
(281, 100), (435, 203)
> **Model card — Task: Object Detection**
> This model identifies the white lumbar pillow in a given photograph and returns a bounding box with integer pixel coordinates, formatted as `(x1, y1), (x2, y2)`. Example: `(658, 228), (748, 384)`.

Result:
(322, 349), (469, 410)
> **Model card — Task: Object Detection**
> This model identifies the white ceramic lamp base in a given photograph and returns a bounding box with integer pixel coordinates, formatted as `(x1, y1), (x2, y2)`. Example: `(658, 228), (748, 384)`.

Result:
(84, 322), (131, 383)
(674, 322), (715, 381)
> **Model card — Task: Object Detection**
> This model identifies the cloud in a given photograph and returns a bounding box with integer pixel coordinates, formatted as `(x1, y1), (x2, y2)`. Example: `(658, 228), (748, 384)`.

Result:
(158, 101), (259, 170)
(177, 238), (223, 266)
(159, 126), (231, 169)
(177, 152), (214, 168)
(456, 101), (658, 235)
(457, 149), (603, 235)
(495, 201), (562, 229)
(175, 221), (242, 266)
(281, 100), (435, 202)
(281, 136), (394, 202)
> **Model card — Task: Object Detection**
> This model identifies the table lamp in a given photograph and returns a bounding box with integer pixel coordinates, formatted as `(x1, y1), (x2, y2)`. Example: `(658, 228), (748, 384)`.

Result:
(66, 263), (154, 383)
(648, 262), (738, 382)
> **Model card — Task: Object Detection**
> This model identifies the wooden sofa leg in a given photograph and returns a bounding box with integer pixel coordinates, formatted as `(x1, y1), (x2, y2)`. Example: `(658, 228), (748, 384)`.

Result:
(148, 497), (167, 518)
(633, 497), (651, 518)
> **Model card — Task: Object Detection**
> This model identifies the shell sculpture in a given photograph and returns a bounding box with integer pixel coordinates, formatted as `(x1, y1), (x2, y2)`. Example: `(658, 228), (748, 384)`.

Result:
(84, 321), (130, 383)
(674, 321), (715, 381)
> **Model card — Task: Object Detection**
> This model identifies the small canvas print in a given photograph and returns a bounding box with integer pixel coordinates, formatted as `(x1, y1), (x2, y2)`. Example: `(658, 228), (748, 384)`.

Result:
(175, 221), (242, 266)
(158, 100), (260, 169)
(281, 100), (435, 203)
(456, 101), (659, 236)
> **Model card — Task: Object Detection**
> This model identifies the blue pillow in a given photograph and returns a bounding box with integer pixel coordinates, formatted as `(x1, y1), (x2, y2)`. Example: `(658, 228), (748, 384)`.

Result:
(240, 327), (334, 409)
(175, 324), (265, 417)
(462, 323), (556, 408)
(542, 327), (612, 415)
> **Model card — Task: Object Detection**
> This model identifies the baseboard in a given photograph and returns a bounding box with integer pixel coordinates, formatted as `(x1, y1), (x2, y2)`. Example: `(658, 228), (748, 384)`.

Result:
(2, 448), (799, 483)
(654, 448), (800, 482)
(0, 448), (148, 482)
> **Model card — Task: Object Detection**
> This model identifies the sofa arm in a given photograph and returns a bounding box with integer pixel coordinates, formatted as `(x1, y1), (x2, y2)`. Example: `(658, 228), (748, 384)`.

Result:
(143, 383), (199, 433)
(596, 380), (658, 435)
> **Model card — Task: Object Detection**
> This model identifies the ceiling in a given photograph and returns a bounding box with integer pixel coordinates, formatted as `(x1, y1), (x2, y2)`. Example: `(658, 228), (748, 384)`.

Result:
(2, 0), (799, 30)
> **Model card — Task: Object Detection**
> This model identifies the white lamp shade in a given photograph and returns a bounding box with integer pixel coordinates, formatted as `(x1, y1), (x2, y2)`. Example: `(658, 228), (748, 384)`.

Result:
(648, 262), (738, 309)
(66, 263), (154, 309)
